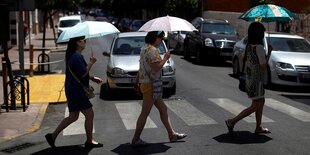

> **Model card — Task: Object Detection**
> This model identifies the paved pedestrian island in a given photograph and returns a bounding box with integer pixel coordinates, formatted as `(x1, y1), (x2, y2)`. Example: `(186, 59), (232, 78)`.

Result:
(27, 74), (66, 104)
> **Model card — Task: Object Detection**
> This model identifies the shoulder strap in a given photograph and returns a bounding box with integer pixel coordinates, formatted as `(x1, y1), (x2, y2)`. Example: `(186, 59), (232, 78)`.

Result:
(68, 65), (85, 87)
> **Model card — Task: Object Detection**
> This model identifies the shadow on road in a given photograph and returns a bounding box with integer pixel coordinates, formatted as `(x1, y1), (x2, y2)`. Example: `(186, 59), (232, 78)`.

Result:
(111, 142), (171, 155)
(31, 145), (91, 155)
(213, 131), (272, 144)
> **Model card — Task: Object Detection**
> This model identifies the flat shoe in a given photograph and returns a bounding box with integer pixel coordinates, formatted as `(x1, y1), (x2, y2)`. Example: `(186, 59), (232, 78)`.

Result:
(255, 128), (271, 134)
(170, 132), (187, 142)
(225, 120), (234, 135)
(131, 138), (149, 147)
(45, 133), (55, 148)
(85, 142), (103, 148)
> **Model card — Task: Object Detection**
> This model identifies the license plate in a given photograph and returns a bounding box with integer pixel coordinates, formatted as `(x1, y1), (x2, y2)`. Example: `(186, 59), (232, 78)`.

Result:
(129, 78), (136, 83)
(301, 73), (310, 79)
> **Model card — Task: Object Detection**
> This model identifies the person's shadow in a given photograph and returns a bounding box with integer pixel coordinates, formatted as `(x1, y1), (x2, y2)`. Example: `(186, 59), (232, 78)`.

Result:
(31, 145), (92, 155)
(111, 142), (172, 155)
(213, 131), (272, 144)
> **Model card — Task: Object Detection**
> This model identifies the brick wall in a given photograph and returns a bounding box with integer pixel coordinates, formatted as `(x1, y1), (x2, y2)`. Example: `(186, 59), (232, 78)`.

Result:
(204, 0), (310, 13)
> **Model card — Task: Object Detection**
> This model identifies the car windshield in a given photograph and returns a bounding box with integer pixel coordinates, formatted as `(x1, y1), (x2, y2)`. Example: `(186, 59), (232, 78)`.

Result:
(267, 37), (310, 52)
(59, 20), (80, 27)
(201, 23), (236, 35)
(112, 36), (166, 55)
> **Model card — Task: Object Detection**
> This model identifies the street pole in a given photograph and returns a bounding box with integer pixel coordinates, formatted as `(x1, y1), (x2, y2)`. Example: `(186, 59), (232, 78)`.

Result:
(18, 0), (25, 76)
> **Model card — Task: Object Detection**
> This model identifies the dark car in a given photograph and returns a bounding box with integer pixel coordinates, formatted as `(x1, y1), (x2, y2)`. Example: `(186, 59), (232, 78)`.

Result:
(129, 19), (146, 32)
(183, 18), (239, 63)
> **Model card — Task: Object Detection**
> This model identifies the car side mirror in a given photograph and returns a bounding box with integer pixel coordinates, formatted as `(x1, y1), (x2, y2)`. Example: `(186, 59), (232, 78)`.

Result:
(55, 25), (58, 28)
(102, 51), (110, 57)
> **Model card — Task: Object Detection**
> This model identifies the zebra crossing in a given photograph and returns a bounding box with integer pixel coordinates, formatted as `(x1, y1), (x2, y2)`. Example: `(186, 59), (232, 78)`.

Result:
(62, 97), (310, 136)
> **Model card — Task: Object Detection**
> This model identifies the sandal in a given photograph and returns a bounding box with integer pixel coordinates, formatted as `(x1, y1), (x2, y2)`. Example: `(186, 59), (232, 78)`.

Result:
(225, 120), (234, 135)
(131, 138), (149, 147)
(170, 132), (187, 142)
(255, 128), (271, 134)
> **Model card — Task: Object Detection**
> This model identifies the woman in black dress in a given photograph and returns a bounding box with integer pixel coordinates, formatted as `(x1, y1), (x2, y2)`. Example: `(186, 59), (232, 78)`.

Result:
(45, 36), (103, 148)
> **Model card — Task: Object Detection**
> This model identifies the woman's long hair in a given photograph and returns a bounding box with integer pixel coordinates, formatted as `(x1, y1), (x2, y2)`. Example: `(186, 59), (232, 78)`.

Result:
(65, 36), (85, 62)
(247, 22), (265, 45)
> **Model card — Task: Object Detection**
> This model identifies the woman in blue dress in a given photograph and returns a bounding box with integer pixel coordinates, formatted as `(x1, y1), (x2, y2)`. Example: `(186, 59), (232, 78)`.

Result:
(45, 36), (103, 148)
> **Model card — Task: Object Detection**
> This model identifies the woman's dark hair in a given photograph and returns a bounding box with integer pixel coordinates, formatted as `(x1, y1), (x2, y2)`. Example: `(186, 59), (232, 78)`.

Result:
(65, 36), (85, 62)
(247, 22), (265, 45)
(145, 31), (165, 44)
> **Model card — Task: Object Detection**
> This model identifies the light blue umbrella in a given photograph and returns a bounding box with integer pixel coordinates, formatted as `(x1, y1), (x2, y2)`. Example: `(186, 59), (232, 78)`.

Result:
(57, 21), (120, 43)
(239, 4), (297, 22)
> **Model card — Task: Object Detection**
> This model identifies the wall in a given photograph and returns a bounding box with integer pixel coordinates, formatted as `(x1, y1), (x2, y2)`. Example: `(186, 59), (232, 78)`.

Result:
(204, 0), (310, 13)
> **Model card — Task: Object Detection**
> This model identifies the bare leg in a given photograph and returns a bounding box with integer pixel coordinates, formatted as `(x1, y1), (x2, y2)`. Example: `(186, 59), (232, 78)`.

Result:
(132, 98), (154, 143)
(229, 99), (261, 126)
(154, 99), (175, 138)
(51, 111), (80, 141)
(81, 108), (95, 143)
(255, 98), (265, 131)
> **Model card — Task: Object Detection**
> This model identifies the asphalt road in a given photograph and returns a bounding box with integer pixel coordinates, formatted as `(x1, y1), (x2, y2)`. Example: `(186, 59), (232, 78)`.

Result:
(0, 51), (309, 155)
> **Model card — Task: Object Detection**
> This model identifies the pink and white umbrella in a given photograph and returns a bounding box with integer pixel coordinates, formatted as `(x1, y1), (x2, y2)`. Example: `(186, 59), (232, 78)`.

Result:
(138, 15), (197, 32)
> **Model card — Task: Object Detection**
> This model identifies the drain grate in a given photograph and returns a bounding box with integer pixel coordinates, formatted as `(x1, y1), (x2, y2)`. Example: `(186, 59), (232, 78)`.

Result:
(0, 142), (36, 153)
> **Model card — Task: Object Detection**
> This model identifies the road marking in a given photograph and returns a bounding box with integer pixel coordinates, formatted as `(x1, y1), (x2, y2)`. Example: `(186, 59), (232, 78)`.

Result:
(115, 102), (157, 130)
(165, 100), (217, 125)
(209, 98), (274, 123)
(63, 107), (95, 136)
(266, 98), (310, 122)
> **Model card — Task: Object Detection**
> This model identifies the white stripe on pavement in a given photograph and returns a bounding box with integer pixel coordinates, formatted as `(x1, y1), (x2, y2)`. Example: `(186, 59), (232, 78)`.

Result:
(266, 98), (310, 122)
(63, 107), (95, 136)
(115, 102), (157, 130)
(165, 100), (217, 125)
(209, 98), (274, 123)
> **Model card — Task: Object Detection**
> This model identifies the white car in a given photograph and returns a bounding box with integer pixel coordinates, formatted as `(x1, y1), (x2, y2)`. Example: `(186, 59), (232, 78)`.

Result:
(56, 15), (83, 37)
(103, 32), (176, 96)
(232, 32), (310, 86)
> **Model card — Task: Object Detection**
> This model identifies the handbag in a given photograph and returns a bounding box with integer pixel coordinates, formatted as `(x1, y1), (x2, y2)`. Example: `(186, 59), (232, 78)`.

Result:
(68, 66), (95, 99)
(238, 45), (248, 92)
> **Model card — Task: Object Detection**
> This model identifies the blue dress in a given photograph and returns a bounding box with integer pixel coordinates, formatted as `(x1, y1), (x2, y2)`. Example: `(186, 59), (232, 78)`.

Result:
(65, 52), (92, 112)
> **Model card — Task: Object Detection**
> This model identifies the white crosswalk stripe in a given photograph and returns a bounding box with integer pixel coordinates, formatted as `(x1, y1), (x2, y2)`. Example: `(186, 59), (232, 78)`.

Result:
(61, 98), (309, 135)
(115, 102), (157, 130)
(266, 98), (310, 122)
(63, 107), (95, 136)
(209, 98), (274, 123)
(166, 99), (217, 125)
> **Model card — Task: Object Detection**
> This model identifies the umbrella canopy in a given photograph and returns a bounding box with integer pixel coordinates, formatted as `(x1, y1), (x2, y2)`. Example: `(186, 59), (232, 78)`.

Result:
(57, 21), (120, 43)
(239, 4), (297, 22)
(138, 15), (197, 32)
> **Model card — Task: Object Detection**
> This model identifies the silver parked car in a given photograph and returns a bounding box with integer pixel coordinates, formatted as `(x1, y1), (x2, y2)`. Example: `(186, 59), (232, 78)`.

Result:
(232, 32), (310, 86)
(103, 32), (176, 96)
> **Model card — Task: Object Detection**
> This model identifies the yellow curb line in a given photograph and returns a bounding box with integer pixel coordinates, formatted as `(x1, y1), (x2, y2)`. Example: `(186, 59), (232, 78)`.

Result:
(1, 103), (49, 142)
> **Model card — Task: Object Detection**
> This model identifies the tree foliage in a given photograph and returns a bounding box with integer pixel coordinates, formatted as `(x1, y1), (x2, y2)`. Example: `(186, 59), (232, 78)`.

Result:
(35, 0), (80, 11)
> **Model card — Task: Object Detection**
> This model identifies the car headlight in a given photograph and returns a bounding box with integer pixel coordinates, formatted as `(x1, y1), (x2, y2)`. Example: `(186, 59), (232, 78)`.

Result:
(204, 38), (214, 47)
(111, 68), (125, 76)
(276, 62), (294, 70)
(162, 65), (175, 76)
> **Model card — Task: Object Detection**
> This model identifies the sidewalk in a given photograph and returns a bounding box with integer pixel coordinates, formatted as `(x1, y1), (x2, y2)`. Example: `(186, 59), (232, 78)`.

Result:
(0, 29), (67, 144)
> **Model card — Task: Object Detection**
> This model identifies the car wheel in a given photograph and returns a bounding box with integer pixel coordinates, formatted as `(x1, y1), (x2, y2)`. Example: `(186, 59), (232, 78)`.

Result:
(169, 83), (176, 95)
(196, 48), (202, 63)
(232, 57), (240, 76)
(265, 66), (273, 89)
(184, 44), (190, 60)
